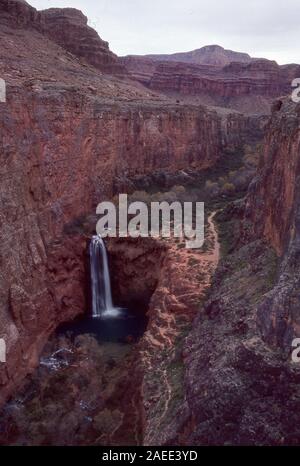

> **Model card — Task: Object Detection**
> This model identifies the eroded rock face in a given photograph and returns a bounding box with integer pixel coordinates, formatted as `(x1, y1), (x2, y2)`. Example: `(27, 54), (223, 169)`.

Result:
(0, 90), (224, 401)
(0, 1), (123, 74)
(0, 0), (41, 28)
(3, 0), (299, 447)
(148, 59), (291, 98)
(245, 100), (300, 349)
(40, 8), (125, 74)
(107, 237), (167, 309)
(0, 1), (230, 407)
(122, 55), (300, 114)
(157, 101), (300, 446)
(247, 99), (300, 256)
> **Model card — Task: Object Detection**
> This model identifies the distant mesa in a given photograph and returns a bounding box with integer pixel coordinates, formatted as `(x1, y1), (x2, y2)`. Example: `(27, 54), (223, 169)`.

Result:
(121, 45), (300, 114)
(125, 45), (255, 67)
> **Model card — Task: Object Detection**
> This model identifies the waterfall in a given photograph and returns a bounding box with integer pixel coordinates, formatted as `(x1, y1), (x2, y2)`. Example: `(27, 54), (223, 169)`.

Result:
(90, 235), (120, 318)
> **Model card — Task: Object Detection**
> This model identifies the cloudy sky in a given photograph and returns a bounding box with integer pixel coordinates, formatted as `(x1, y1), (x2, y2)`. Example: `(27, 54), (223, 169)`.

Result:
(30, 0), (300, 64)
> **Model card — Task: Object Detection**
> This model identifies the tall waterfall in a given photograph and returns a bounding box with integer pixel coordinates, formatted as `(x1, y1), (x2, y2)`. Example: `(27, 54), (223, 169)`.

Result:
(90, 235), (119, 318)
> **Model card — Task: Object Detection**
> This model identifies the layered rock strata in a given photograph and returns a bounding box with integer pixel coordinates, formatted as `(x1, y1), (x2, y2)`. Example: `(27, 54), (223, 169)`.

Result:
(0, 0), (235, 407)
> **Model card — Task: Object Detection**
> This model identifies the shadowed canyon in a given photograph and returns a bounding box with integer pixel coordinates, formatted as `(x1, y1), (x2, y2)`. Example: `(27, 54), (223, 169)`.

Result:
(0, 0), (300, 447)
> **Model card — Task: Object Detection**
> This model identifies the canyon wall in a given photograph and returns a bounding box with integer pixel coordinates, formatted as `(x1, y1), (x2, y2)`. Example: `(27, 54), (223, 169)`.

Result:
(0, 1), (232, 406)
(40, 8), (125, 74)
(3, 1), (298, 446)
(247, 99), (300, 256)
(148, 60), (290, 97)
(246, 99), (300, 349)
(150, 99), (300, 446)
(0, 91), (222, 406)
(122, 55), (300, 114)
(0, 0), (41, 27)
(0, 0), (123, 73)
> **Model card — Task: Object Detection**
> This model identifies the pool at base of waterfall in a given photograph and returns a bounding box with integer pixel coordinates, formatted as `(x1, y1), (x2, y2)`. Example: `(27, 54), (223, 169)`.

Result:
(57, 306), (148, 344)
(58, 236), (149, 345)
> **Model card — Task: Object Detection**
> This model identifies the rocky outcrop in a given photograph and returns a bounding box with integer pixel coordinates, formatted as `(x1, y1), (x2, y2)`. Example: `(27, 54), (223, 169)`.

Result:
(0, 1), (123, 74)
(180, 232), (299, 446)
(40, 8), (125, 74)
(0, 0), (41, 28)
(107, 238), (167, 310)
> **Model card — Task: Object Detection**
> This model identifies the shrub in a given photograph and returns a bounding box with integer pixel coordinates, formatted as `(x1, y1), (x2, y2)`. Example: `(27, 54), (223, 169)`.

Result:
(222, 182), (235, 194)
(129, 190), (152, 205)
(205, 180), (220, 198)
(151, 191), (178, 203)
(172, 185), (186, 195)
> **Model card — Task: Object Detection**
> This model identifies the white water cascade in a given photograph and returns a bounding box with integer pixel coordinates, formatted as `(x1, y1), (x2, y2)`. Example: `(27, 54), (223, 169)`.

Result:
(90, 235), (120, 318)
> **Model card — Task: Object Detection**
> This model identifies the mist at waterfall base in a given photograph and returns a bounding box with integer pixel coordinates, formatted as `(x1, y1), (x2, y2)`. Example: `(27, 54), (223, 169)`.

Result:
(58, 236), (148, 344)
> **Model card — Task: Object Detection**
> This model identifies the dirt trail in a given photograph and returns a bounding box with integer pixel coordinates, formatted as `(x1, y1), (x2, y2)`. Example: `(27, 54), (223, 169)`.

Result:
(141, 211), (221, 444)
(207, 211), (221, 264)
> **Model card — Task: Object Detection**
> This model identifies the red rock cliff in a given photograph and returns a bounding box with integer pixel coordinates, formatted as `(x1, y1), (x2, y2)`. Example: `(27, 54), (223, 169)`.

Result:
(244, 99), (300, 348)
(122, 55), (300, 114)
(246, 99), (300, 256)
(0, 1), (228, 406)
(0, 0), (124, 74)
(40, 8), (125, 74)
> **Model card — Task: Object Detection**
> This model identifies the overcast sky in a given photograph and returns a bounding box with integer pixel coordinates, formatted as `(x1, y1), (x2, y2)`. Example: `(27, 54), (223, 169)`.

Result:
(30, 0), (300, 64)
